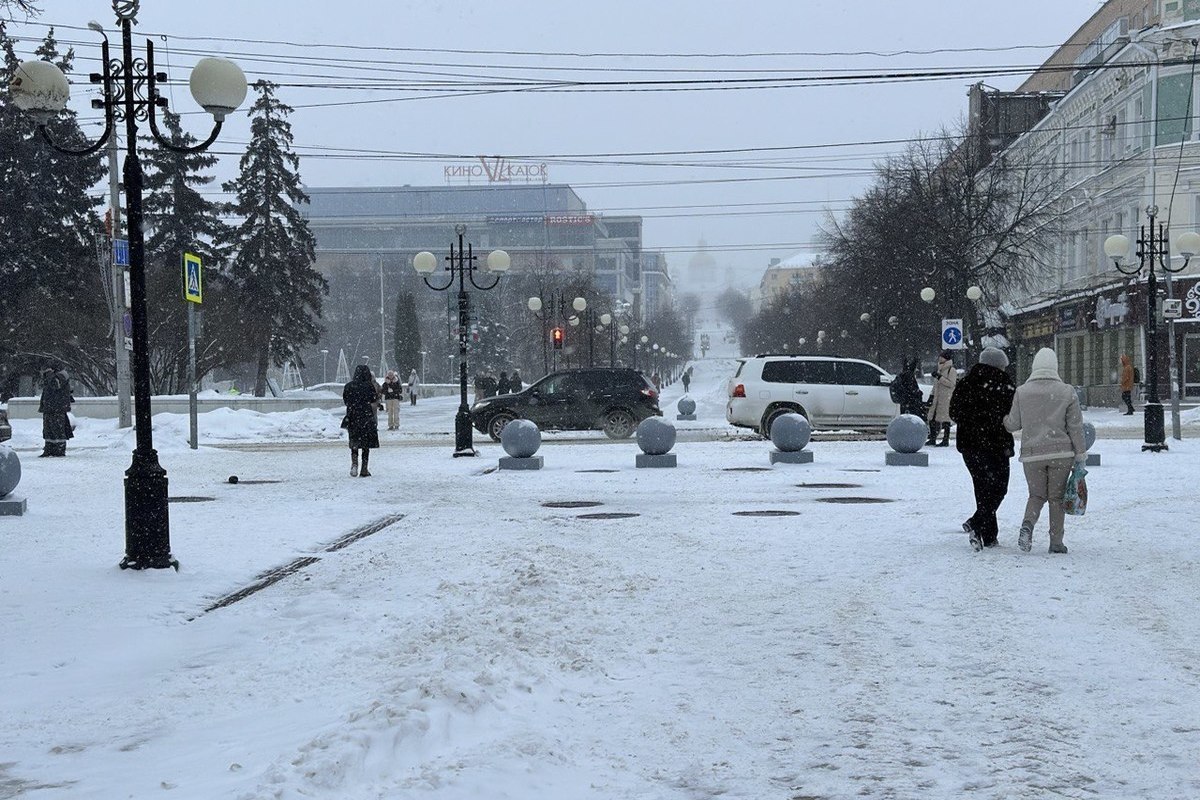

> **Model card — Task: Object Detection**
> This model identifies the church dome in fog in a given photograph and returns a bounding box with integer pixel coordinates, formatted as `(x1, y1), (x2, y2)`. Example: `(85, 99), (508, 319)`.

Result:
(688, 237), (718, 284)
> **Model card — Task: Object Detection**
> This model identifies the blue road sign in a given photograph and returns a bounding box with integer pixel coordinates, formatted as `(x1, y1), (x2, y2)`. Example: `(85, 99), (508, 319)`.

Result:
(183, 252), (203, 303)
(940, 318), (965, 350)
(112, 238), (129, 267)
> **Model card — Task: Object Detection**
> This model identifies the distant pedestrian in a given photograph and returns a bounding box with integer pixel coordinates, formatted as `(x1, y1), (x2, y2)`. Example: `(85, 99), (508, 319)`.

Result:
(480, 373), (498, 398)
(509, 370), (523, 393)
(1119, 354), (1135, 415)
(891, 357), (924, 417)
(407, 368), (420, 406)
(926, 351), (958, 446)
(651, 372), (662, 393)
(38, 363), (73, 457)
(1004, 347), (1086, 554)
(381, 370), (403, 430)
(681, 367), (692, 393)
(949, 347), (1016, 551)
(342, 364), (380, 477)
(497, 371), (511, 395)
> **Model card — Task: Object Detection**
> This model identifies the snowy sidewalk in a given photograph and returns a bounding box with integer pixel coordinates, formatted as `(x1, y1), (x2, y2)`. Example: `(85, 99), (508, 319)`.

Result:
(1, 431), (1198, 799)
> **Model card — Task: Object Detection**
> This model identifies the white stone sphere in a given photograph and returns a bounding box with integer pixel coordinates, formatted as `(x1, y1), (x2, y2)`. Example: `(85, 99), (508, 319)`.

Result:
(501, 419), (541, 458)
(770, 413), (812, 452)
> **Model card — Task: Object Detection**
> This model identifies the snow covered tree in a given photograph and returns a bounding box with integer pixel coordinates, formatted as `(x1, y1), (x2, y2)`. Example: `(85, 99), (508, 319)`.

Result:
(0, 23), (109, 390)
(222, 80), (326, 396)
(141, 112), (235, 392)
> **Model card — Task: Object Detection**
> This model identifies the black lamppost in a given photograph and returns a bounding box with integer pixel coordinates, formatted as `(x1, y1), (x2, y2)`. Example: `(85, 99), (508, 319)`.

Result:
(1104, 207), (1199, 452)
(414, 225), (509, 457)
(528, 293), (586, 374)
(10, 1), (247, 570)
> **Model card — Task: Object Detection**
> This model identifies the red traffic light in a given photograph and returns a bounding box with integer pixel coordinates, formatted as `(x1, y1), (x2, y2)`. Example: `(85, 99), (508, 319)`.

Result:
(551, 327), (564, 349)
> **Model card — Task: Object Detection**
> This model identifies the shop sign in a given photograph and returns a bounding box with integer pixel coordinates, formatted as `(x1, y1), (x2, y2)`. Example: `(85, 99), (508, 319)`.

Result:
(487, 214), (543, 225)
(1057, 302), (1088, 332)
(444, 156), (549, 183)
(545, 214), (595, 226)
(1018, 310), (1057, 340)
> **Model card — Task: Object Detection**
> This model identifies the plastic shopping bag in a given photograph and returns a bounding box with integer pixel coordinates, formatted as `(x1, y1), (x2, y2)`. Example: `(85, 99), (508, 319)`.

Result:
(1063, 462), (1088, 516)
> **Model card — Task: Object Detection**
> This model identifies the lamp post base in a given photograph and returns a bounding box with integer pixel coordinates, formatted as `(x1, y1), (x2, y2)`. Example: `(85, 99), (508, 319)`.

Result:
(1142, 402), (1168, 452)
(119, 449), (178, 570)
(453, 407), (477, 457)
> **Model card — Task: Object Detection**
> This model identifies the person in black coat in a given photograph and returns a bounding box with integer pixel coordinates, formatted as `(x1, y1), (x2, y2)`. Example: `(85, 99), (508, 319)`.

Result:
(38, 364), (74, 457)
(891, 358), (924, 417)
(496, 371), (511, 395)
(949, 347), (1016, 550)
(509, 370), (523, 393)
(342, 364), (380, 477)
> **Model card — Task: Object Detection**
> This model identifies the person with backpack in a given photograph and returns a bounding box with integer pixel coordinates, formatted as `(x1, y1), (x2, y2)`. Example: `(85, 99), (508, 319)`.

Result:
(890, 358), (924, 417)
(949, 347), (1016, 551)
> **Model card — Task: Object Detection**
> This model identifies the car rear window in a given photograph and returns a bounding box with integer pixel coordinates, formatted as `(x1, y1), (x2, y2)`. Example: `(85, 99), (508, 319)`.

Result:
(761, 360), (837, 384)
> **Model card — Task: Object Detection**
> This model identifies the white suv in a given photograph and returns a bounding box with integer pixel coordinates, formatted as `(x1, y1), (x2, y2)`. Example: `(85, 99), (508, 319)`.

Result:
(726, 354), (898, 436)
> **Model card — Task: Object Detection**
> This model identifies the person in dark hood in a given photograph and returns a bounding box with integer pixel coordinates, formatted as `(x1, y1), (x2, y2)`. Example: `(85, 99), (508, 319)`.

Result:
(891, 357), (924, 417)
(342, 364), (380, 477)
(497, 371), (511, 395)
(509, 370), (523, 393)
(949, 347), (1016, 550)
(38, 363), (74, 457)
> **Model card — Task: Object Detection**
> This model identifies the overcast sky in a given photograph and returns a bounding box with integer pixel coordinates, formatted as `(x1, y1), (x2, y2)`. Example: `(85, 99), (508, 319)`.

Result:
(8, 0), (1105, 285)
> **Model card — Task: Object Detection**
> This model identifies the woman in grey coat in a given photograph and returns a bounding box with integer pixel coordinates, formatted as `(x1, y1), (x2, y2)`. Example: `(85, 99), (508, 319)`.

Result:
(1003, 347), (1086, 553)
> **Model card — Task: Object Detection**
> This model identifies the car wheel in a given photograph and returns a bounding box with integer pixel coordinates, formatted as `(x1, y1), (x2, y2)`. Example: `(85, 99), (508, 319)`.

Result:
(487, 412), (515, 442)
(603, 409), (636, 439)
(760, 406), (804, 439)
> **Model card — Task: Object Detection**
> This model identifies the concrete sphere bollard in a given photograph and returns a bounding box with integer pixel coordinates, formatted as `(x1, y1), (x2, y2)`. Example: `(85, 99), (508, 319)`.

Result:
(501, 419), (541, 458)
(636, 417), (676, 455)
(770, 413), (812, 452)
(1082, 421), (1096, 452)
(0, 445), (20, 498)
(887, 414), (928, 454)
(677, 396), (696, 415)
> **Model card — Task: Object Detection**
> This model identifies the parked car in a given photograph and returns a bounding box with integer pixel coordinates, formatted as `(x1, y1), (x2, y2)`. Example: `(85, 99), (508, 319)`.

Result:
(726, 354), (899, 436)
(471, 367), (661, 441)
(0, 406), (10, 443)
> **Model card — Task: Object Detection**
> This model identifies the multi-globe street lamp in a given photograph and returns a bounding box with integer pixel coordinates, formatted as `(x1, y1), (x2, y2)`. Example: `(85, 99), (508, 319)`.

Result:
(528, 293), (585, 373)
(414, 225), (510, 457)
(1104, 208), (1200, 452)
(9, 0), (247, 570)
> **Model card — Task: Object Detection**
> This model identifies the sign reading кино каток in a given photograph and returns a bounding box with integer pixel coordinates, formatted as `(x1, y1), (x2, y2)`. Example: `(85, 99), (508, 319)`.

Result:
(444, 156), (548, 183)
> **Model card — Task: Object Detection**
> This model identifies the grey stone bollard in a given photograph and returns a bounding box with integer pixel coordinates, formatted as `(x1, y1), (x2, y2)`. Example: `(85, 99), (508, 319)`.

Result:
(499, 419), (544, 471)
(885, 414), (929, 467)
(769, 412), (813, 465)
(1082, 421), (1100, 466)
(0, 445), (26, 516)
(636, 417), (677, 468)
(676, 396), (696, 421)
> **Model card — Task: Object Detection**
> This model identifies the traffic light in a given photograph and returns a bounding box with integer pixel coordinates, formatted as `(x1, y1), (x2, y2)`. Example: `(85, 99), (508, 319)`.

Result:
(551, 327), (564, 350)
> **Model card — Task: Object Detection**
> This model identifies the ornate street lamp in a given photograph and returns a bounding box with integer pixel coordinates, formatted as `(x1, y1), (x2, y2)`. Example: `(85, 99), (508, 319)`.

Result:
(1104, 208), (1199, 451)
(9, 1), (247, 570)
(414, 225), (509, 456)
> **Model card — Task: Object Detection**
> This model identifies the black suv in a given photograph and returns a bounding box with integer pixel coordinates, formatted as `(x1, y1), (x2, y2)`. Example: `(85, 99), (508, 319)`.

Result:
(471, 368), (661, 440)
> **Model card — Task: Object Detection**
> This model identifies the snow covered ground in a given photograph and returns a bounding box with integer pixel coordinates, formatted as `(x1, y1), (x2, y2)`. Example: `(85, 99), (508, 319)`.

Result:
(1, 350), (1198, 799)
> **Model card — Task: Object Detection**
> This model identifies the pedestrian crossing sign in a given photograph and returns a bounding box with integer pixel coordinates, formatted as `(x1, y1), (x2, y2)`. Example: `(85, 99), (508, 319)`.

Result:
(183, 252), (203, 304)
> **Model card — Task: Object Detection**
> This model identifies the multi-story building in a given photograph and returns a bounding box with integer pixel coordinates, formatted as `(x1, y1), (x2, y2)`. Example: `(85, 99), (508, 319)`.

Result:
(985, 0), (1200, 404)
(753, 254), (822, 311)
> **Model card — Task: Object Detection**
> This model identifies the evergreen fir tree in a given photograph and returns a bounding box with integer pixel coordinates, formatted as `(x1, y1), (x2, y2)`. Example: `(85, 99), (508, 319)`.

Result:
(141, 112), (235, 392)
(222, 80), (327, 396)
(393, 290), (422, 377)
(0, 23), (109, 389)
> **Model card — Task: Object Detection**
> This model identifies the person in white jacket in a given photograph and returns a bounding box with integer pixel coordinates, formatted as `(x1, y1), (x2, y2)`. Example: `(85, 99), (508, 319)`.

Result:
(1003, 347), (1086, 553)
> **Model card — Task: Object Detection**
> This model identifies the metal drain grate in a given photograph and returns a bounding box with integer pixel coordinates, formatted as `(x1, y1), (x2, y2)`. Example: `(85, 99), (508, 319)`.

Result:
(575, 469), (618, 473)
(169, 496), (215, 503)
(577, 512), (640, 520)
(814, 497), (894, 504)
(796, 483), (862, 489)
(543, 501), (604, 509)
(733, 510), (800, 517)
(723, 467), (771, 473)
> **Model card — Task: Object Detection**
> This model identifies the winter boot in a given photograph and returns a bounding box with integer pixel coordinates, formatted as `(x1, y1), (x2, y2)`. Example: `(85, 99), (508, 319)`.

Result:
(1049, 543), (1068, 554)
(964, 521), (982, 552)
(937, 422), (951, 447)
(1018, 523), (1033, 552)
(359, 451), (371, 478)
(350, 450), (359, 478)
(926, 424), (938, 447)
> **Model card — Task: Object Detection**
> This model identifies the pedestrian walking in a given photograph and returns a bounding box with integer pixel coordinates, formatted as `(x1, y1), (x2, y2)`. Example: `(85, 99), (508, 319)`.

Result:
(1003, 347), (1087, 554)
(38, 363), (73, 457)
(1119, 354), (1135, 415)
(342, 364), (380, 477)
(497, 371), (511, 395)
(681, 367), (692, 393)
(381, 370), (403, 430)
(949, 347), (1016, 551)
(509, 370), (523, 393)
(480, 372), (498, 398)
(651, 372), (662, 393)
(926, 350), (957, 446)
(890, 357), (925, 417)
(407, 368), (420, 406)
